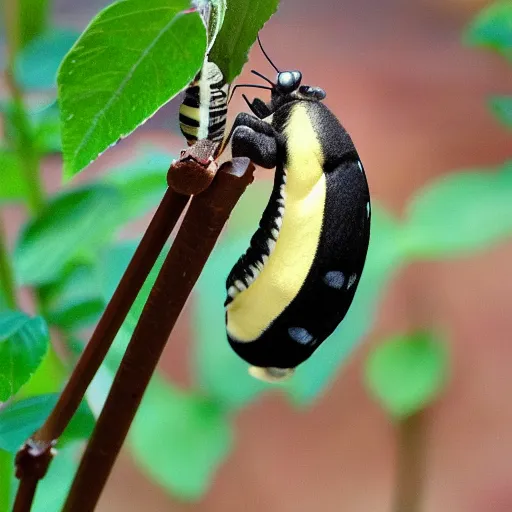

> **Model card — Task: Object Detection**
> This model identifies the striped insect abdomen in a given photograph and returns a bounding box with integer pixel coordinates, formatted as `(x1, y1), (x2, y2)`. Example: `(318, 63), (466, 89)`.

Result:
(179, 60), (229, 146)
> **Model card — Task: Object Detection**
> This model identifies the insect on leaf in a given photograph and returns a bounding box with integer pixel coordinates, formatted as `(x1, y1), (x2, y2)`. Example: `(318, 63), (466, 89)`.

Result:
(58, 0), (207, 178)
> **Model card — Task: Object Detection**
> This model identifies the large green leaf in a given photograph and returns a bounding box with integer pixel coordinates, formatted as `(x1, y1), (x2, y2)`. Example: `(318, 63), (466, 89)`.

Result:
(14, 184), (123, 285)
(401, 162), (512, 258)
(489, 95), (512, 129)
(129, 375), (232, 501)
(58, 0), (207, 178)
(286, 207), (404, 404)
(15, 29), (79, 90)
(209, 0), (280, 82)
(0, 150), (26, 203)
(0, 394), (94, 453)
(465, 0), (512, 56)
(0, 311), (49, 402)
(364, 332), (448, 419)
(0, 449), (12, 512)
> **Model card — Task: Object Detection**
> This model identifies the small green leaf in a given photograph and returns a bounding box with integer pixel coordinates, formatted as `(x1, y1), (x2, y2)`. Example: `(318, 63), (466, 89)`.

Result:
(0, 394), (94, 453)
(102, 149), (170, 220)
(465, 0), (512, 56)
(129, 375), (232, 501)
(364, 332), (448, 419)
(210, 0), (280, 82)
(0, 150), (26, 203)
(489, 95), (512, 129)
(402, 162), (512, 258)
(15, 29), (79, 90)
(58, 0), (207, 178)
(287, 207), (404, 404)
(14, 184), (123, 285)
(0, 311), (49, 402)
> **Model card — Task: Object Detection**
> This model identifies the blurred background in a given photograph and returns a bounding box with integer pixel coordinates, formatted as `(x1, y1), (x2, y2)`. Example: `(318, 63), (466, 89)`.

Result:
(1, 0), (512, 511)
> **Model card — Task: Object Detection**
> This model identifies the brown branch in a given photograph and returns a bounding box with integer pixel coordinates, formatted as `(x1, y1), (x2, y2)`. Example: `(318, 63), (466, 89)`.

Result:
(13, 188), (190, 512)
(393, 411), (427, 512)
(61, 158), (254, 512)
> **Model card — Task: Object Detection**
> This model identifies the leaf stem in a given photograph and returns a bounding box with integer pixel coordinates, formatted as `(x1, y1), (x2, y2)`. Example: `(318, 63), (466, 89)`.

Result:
(0, 449), (13, 511)
(0, 218), (17, 309)
(3, 0), (45, 216)
(394, 411), (426, 512)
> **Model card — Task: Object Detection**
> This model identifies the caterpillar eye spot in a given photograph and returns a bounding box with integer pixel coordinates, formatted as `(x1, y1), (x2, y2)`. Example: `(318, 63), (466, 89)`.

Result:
(322, 270), (345, 289)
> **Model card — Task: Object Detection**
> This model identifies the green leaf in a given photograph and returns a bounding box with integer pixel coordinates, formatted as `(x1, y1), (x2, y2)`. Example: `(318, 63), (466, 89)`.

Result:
(0, 394), (94, 453)
(465, 0), (512, 56)
(102, 149), (170, 220)
(364, 332), (448, 419)
(0, 150), (26, 203)
(58, 0), (207, 178)
(209, 0), (280, 82)
(287, 207), (404, 404)
(14, 184), (123, 285)
(402, 162), (512, 259)
(42, 263), (104, 330)
(0, 311), (49, 402)
(19, 0), (50, 48)
(489, 95), (512, 128)
(15, 29), (79, 90)
(129, 375), (232, 501)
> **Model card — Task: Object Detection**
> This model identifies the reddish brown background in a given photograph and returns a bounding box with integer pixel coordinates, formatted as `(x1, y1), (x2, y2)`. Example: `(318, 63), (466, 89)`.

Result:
(19, 0), (512, 509)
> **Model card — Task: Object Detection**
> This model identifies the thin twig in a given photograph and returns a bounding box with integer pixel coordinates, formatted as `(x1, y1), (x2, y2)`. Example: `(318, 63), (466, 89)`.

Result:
(393, 408), (427, 512)
(12, 477), (38, 512)
(62, 159), (254, 512)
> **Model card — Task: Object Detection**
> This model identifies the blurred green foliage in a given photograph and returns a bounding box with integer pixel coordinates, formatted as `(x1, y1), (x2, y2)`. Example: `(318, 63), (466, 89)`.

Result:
(0, 0), (510, 509)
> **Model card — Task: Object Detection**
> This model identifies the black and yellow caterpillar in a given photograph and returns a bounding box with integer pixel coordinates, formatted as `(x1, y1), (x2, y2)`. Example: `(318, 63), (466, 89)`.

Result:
(223, 41), (371, 382)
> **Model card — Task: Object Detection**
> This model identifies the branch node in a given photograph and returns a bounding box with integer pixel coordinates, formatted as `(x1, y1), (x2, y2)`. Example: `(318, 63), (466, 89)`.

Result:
(167, 139), (220, 195)
(15, 439), (57, 481)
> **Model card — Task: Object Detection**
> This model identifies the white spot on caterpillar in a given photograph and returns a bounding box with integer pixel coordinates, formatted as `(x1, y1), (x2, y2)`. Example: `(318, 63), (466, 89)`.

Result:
(275, 216), (283, 228)
(227, 286), (238, 298)
(358, 161), (364, 173)
(288, 327), (314, 345)
(267, 239), (276, 252)
(322, 270), (345, 289)
(278, 206), (285, 215)
(249, 264), (259, 278)
(347, 273), (357, 289)
(366, 202), (371, 218)
(261, 255), (269, 265)
(271, 228), (279, 239)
